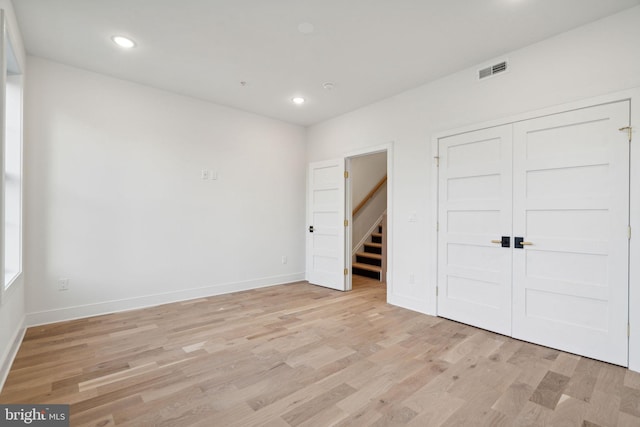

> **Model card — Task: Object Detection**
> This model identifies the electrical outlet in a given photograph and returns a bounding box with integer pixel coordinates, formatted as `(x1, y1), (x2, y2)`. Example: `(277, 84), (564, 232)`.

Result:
(58, 278), (69, 291)
(409, 273), (415, 284)
(201, 169), (209, 180)
(281, 256), (287, 264)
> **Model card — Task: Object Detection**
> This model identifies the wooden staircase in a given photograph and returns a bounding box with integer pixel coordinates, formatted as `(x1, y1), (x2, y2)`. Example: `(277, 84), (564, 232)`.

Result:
(353, 224), (384, 280)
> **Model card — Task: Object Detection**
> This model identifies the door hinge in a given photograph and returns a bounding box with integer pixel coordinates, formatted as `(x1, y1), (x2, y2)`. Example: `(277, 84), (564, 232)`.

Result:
(434, 156), (440, 167)
(344, 268), (348, 276)
(436, 222), (439, 232)
(344, 171), (349, 179)
(629, 226), (632, 240)
(344, 219), (349, 227)
(619, 126), (632, 142)
(628, 323), (631, 338)
(436, 286), (439, 297)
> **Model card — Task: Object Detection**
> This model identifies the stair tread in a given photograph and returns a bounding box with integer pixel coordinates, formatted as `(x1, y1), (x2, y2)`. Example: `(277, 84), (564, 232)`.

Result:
(353, 262), (382, 272)
(356, 252), (382, 260)
(372, 233), (383, 238)
(364, 242), (383, 248)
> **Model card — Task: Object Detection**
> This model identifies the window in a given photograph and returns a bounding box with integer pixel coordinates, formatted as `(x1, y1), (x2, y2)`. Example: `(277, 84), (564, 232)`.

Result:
(3, 25), (23, 290)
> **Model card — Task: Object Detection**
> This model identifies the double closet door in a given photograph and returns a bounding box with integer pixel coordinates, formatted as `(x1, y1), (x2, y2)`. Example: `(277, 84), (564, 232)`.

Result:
(437, 101), (630, 366)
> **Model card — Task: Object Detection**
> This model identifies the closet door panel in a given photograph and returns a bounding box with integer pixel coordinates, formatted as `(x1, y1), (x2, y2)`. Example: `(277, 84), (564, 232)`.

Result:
(437, 126), (513, 335)
(512, 101), (630, 366)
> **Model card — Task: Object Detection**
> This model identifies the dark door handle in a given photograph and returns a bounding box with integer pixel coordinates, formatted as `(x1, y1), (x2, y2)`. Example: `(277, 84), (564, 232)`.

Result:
(309, 225), (314, 233)
(491, 236), (510, 247)
(515, 237), (523, 248)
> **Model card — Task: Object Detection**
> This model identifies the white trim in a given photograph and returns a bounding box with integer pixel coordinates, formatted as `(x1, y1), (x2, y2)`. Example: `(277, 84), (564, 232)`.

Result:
(352, 212), (386, 257)
(1, 12), (24, 300)
(0, 314), (25, 392)
(343, 143), (391, 159)
(1, 271), (21, 302)
(0, 10), (6, 305)
(386, 144), (394, 302)
(340, 142), (394, 300)
(428, 138), (439, 316)
(345, 158), (353, 291)
(388, 292), (430, 315)
(25, 273), (304, 327)
(629, 89), (640, 373)
(431, 86), (640, 372)
(432, 89), (637, 140)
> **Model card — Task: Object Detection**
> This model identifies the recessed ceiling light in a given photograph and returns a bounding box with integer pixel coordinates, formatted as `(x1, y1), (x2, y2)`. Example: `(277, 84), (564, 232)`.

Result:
(322, 82), (335, 90)
(112, 36), (136, 49)
(292, 97), (306, 105)
(297, 22), (315, 34)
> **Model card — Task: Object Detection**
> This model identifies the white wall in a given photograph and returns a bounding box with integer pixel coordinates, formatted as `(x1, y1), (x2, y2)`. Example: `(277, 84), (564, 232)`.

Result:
(24, 57), (306, 324)
(308, 6), (640, 341)
(0, 0), (26, 388)
(351, 152), (386, 205)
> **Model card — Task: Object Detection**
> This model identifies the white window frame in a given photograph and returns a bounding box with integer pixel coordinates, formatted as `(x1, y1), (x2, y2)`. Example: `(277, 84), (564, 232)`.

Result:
(1, 10), (24, 298)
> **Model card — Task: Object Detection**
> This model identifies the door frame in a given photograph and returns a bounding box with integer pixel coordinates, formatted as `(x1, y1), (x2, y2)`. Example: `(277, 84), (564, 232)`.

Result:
(431, 87), (640, 372)
(343, 143), (394, 296)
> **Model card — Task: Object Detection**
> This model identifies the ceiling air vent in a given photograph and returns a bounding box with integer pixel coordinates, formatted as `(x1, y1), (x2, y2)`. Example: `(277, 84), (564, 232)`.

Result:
(478, 60), (508, 80)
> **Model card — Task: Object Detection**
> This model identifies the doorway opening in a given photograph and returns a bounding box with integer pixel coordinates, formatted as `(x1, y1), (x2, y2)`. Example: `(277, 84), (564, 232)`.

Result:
(346, 150), (388, 290)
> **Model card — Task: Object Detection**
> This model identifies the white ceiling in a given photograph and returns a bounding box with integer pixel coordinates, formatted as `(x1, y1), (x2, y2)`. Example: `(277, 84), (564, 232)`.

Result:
(13, 0), (640, 126)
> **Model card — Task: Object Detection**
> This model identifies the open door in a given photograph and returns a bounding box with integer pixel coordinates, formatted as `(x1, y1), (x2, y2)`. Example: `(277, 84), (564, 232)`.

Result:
(306, 159), (347, 291)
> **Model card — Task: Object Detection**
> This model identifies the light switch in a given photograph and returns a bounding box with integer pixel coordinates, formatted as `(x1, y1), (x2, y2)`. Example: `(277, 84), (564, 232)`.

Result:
(201, 169), (209, 180)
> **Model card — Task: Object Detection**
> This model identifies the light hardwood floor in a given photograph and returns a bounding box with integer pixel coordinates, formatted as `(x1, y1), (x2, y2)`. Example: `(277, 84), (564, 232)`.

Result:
(1, 277), (639, 426)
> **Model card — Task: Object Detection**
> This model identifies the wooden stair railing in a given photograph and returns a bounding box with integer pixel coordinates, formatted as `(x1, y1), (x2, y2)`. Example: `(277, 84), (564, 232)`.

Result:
(352, 175), (387, 217)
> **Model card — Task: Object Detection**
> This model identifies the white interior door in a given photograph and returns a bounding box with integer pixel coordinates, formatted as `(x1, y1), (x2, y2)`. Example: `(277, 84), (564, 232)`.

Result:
(306, 159), (347, 291)
(437, 125), (513, 335)
(512, 101), (630, 366)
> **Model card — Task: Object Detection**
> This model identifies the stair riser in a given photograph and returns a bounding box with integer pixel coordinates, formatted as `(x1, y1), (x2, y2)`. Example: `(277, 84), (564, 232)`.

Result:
(364, 245), (382, 255)
(356, 256), (382, 267)
(352, 267), (381, 280)
(372, 235), (382, 244)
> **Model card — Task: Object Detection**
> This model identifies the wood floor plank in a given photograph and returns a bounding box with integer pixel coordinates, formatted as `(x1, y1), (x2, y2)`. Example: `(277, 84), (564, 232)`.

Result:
(624, 369), (640, 390)
(620, 386), (640, 417)
(1, 277), (638, 426)
(491, 381), (535, 418)
(547, 394), (588, 427)
(529, 370), (571, 410)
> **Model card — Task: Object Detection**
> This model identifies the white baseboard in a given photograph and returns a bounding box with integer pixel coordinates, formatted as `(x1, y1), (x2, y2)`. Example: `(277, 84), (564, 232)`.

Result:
(25, 273), (305, 327)
(388, 292), (434, 317)
(0, 315), (26, 392)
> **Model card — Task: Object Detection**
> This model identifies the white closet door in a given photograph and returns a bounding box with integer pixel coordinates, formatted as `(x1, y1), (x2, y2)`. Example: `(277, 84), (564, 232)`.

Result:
(437, 126), (513, 335)
(512, 101), (630, 366)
